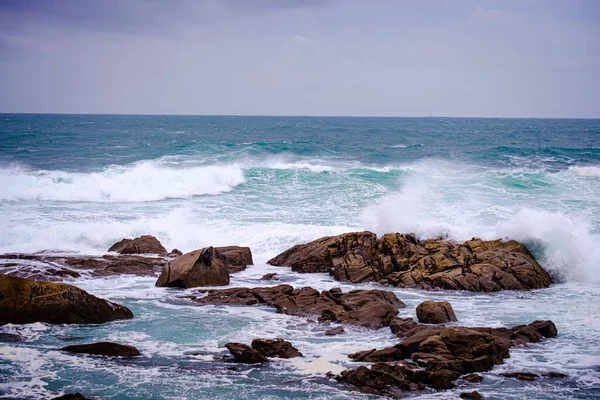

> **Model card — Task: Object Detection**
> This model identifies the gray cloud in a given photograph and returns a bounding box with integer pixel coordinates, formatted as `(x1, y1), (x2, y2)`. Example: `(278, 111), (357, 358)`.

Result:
(0, 0), (598, 117)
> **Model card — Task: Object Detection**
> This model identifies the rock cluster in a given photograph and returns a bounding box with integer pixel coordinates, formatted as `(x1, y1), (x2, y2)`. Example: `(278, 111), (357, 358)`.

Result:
(191, 285), (404, 329)
(0, 275), (133, 325)
(268, 231), (552, 291)
(224, 338), (303, 363)
(338, 320), (558, 396)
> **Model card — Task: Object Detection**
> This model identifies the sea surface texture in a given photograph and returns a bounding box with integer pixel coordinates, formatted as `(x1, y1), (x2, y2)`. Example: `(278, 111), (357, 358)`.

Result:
(1, 114), (599, 399)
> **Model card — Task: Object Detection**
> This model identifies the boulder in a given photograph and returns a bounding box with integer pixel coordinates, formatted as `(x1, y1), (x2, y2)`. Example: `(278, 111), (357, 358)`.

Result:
(269, 232), (552, 291)
(416, 300), (457, 324)
(461, 373), (483, 382)
(215, 246), (253, 273)
(190, 285), (404, 329)
(60, 342), (140, 357)
(260, 273), (278, 281)
(155, 247), (229, 288)
(224, 342), (268, 364)
(460, 391), (482, 400)
(0, 275), (133, 325)
(108, 235), (167, 255)
(251, 338), (302, 358)
(325, 326), (345, 336)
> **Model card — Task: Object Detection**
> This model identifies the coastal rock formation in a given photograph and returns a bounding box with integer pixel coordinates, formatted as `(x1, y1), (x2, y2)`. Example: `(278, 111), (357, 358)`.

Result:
(191, 285), (404, 329)
(0, 275), (133, 325)
(156, 247), (229, 288)
(251, 338), (303, 358)
(339, 320), (557, 396)
(224, 342), (268, 364)
(60, 342), (140, 357)
(0, 253), (166, 282)
(108, 235), (167, 255)
(268, 232), (552, 291)
(215, 246), (253, 273)
(416, 300), (457, 324)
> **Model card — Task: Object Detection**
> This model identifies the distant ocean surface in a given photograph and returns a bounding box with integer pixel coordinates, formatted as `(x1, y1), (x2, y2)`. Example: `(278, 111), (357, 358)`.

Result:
(1, 114), (599, 399)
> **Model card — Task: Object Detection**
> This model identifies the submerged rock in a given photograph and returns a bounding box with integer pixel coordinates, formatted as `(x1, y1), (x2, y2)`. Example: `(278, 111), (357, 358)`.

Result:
(325, 326), (345, 336)
(260, 273), (278, 280)
(0, 275), (133, 325)
(61, 342), (140, 357)
(338, 319), (558, 396)
(224, 342), (268, 364)
(191, 285), (404, 329)
(108, 235), (167, 255)
(215, 246), (253, 273)
(416, 300), (457, 324)
(251, 338), (303, 358)
(156, 247), (229, 288)
(268, 232), (552, 291)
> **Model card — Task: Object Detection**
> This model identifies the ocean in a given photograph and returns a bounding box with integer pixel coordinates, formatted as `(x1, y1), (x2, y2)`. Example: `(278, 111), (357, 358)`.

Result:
(0, 114), (599, 399)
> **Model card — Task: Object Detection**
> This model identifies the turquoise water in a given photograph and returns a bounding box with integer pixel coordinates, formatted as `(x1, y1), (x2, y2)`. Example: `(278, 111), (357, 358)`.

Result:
(1, 114), (599, 399)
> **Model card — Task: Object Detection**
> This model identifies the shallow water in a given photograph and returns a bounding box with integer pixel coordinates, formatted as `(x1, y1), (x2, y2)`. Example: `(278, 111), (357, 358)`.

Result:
(1, 115), (599, 399)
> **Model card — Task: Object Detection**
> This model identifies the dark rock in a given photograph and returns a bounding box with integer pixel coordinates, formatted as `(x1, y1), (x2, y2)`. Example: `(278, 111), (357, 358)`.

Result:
(61, 342), (140, 357)
(0, 275), (133, 325)
(224, 342), (268, 364)
(542, 372), (568, 378)
(192, 285), (403, 329)
(461, 373), (484, 382)
(460, 391), (482, 400)
(269, 231), (552, 291)
(416, 300), (457, 324)
(260, 273), (278, 281)
(529, 320), (558, 338)
(500, 372), (539, 381)
(251, 338), (303, 358)
(156, 247), (229, 288)
(325, 326), (345, 336)
(108, 235), (167, 255)
(215, 246), (253, 273)
(169, 249), (183, 256)
(389, 317), (418, 338)
(51, 394), (88, 400)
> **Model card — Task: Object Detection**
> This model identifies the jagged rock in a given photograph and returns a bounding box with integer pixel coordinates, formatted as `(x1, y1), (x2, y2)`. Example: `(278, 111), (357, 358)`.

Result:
(51, 394), (88, 400)
(156, 247), (229, 288)
(108, 235), (167, 255)
(416, 300), (457, 324)
(339, 319), (557, 397)
(0, 253), (165, 282)
(0, 275), (133, 325)
(389, 317), (419, 338)
(325, 326), (345, 336)
(215, 246), (253, 273)
(269, 232), (552, 291)
(260, 273), (278, 281)
(251, 338), (302, 358)
(224, 342), (268, 364)
(61, 342), (140, 357)
(169, 249), (183, 256)
(191, 285), (404, 329)
(500, 372), (539, 381)
(460, 391), (482, 400)
(461, 373), (483, 382)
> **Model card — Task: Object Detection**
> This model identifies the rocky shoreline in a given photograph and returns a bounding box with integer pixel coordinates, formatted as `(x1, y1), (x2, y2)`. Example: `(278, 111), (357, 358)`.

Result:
(0, 232), (561, 399)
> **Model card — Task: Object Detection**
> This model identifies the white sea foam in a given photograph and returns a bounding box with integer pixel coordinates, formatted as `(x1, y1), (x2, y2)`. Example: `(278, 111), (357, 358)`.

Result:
(0, 162), (245, 202)
(568, 165), (600, 178)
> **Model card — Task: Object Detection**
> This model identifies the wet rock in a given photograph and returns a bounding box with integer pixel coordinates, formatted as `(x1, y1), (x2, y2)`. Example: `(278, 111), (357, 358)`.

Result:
(108, 235), (167, 255)
(416, 300), (457, 324)
(389, 316), (418, 338)
(0, 253), (165, 282)
(269, 231), (552, 291)
(51, 394), (88, 400)
(529, 320), (558, 338)
(325, 326), (345, 336)
(156, 247), (229, 288)
(0, 275), (133, 325)
(251, 338), (303, 358)
(224, 342), (268, 364)
(460, 391), (482, 400)
(215, 246), (253, 273)
(260, 273), (278, 281)
(500, 372), (539, 381)
(191, 285), (404, 329)
(542, 372), (568, 378)
(169, 249), (183, 256)
(61, 342), (140, 357)
(461, 373), (484, 382)
(336, 362), (424, 397)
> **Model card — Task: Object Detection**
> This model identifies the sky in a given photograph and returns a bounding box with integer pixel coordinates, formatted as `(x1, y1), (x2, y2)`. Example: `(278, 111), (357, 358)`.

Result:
(0, 0), (599, 118)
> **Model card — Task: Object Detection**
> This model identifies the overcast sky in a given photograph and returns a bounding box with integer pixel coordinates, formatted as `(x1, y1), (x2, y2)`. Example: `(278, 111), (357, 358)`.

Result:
(0, 0), (599, 117)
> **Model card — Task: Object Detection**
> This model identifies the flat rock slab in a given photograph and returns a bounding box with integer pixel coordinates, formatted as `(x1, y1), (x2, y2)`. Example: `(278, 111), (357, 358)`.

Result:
(268, 231), (552, 291)
(0, 274), (133, 325)
(190, 285), (404, 329)
(61, 342), (140, 357)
